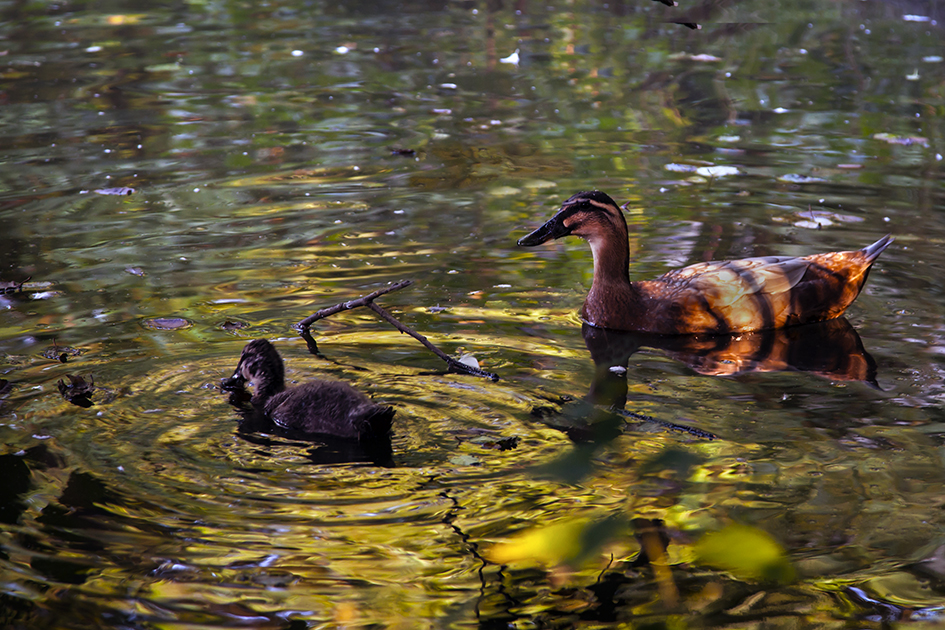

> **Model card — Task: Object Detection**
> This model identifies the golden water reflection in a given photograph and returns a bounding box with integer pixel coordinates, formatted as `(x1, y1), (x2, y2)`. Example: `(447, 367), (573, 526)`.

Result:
(583, 317), (879, 409)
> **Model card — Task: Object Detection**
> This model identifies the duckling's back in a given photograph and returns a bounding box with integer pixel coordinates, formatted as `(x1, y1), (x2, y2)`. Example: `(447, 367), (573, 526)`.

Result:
(265, 380), (394, 441)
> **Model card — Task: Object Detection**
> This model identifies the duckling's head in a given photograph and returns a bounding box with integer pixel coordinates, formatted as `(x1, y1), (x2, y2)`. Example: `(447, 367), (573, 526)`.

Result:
(517, 191), (627, 247)
(222, 339), (286, 404)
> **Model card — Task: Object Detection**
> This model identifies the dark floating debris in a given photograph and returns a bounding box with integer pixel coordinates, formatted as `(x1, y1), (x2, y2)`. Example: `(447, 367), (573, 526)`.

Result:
(1, 276), (31, 295)
(44, 350), (68, 363)
(142, 317), (193, 331)
(58, 374), (95, 408)
(219, 319), (250, 331)
(42, 342), (82, 363)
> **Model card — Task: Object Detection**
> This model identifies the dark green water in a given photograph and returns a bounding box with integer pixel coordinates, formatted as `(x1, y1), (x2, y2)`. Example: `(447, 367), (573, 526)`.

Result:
(2, 0), (944, 627)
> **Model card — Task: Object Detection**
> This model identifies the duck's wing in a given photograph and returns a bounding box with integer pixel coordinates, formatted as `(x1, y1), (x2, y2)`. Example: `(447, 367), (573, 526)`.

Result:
(642, 245), (884, 333)
(662, 256), (807, 303)
(654, 256), (807, 332)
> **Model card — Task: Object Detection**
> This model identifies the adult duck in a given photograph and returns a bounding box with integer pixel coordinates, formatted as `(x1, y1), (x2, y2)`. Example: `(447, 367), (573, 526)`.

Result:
(222, 339), (394, 441)
(517, 191), (892, 335)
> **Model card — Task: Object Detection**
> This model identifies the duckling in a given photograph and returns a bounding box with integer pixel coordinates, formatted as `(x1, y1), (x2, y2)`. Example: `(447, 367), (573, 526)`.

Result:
(222, 339), (393, 441)
(518, 191), (892, 334)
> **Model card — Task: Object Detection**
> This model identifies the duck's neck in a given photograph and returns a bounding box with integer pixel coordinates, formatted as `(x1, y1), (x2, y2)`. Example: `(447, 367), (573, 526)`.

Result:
(581, 234), (643, 329)
(250, 373), (286, 406)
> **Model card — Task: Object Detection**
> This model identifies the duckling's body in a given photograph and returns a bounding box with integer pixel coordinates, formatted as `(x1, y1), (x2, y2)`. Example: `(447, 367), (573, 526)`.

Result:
(518, 191), (892, 335)
(223, 339), (393, 441)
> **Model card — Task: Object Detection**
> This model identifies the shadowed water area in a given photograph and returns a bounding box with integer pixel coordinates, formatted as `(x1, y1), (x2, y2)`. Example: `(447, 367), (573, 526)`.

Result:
(1, 0), (944, 627)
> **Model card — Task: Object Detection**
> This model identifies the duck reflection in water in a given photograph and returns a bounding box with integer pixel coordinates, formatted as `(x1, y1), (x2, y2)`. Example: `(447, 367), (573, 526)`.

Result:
(583, 316), (878, 410)
(222, 339), (395, 466)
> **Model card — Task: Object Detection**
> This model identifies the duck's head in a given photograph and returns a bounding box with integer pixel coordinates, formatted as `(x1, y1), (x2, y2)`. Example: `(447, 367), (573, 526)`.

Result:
(221, 339), (286, 398)
(517, 191), (627, 247)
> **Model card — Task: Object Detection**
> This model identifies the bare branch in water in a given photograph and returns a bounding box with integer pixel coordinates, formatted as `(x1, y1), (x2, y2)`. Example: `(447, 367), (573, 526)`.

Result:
(365, 301), (499, 381)
(297, 279), (413, 328)
(297, 280), (499, 381)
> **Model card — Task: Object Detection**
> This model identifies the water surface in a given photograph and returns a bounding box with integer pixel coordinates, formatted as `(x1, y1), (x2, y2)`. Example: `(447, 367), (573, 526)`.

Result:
(2, 0), (945, 627)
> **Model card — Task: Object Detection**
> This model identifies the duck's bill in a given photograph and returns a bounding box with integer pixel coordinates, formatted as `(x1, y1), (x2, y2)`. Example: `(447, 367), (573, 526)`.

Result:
(517, 214), (571, 246)
(220, 371), (246, 390)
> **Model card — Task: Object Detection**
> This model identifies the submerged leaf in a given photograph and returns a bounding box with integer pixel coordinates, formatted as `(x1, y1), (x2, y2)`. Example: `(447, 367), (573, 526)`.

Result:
(639, 447), (703, 478)
(488, 513), (627, 567)
(530, 442), (599, 484)
(694, 523), (795, 584)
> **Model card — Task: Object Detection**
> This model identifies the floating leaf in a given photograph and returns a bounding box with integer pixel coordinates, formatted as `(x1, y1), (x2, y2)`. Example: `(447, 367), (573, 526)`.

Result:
(777, 174), (825, 184)
(669, 52), (721, 62)
(499, 49), (520, 65)
(794, 209), (864, 228)
(794, 218), (832, 229)
(694, 523), (795, 584)
(872, 133), (928, 146)
(457, 354), (479, 369)
(92, 187), (136, 195)
(142, 317), (193, 331)
(695, 165), (739, 178)
(690, 53), (722, 62)
(449, 454), (480, 467)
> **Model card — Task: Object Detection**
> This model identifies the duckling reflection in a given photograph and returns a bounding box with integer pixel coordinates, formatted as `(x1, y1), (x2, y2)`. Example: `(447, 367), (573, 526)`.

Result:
(222, 339), (394, 443)
(583, 317), (878, 409)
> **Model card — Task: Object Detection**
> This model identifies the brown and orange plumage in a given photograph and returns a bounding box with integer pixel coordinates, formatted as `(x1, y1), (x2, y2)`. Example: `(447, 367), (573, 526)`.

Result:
(517, 191), (892, 335)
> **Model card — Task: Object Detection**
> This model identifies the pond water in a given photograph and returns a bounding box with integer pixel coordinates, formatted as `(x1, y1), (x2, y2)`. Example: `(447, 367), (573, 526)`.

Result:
(2, 0), (945, 627)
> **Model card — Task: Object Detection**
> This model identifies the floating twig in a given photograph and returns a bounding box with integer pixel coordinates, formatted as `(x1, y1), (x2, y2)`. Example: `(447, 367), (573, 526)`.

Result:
(297, 279), (413, 328)
(297, 280), (499, 381)
(365, 301), (499, 381)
